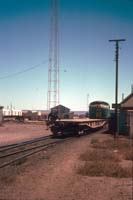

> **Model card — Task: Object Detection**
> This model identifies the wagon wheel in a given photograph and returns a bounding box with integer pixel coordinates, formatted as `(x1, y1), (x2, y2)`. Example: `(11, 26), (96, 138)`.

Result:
(74, 126), (83, 136)
(50, 125), (58, 136)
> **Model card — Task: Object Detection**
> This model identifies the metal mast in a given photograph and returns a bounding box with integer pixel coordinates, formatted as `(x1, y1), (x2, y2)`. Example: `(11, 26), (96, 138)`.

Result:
(47, 0), (59, 110)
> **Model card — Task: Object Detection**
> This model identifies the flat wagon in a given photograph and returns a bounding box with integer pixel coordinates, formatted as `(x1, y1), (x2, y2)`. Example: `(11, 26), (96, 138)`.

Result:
(46, 118), (107, 136)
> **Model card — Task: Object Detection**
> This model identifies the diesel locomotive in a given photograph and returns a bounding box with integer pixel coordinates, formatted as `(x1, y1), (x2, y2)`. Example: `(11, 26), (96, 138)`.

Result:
(89, 101), (110, 119)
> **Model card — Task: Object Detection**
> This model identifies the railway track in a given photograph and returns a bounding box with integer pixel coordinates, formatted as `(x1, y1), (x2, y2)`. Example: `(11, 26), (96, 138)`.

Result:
(0, 135), (71, 169)
(0, 127), (107, 169)
(0, 135), (52, 151)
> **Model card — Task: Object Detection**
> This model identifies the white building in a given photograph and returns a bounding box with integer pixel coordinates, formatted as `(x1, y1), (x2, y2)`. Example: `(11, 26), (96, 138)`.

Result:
(3, 108), (22, 116)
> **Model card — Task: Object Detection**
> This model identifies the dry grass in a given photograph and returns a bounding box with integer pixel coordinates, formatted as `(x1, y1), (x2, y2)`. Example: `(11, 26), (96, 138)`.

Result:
(78, 160), (132, 178)
(80, 149), (119, 162)
(92, 138), (132, 160)
(92, 138), (131, 150)
(90, 138), (99, 144)
(124, 150), (133, 160)
(78, 137), (132, 178)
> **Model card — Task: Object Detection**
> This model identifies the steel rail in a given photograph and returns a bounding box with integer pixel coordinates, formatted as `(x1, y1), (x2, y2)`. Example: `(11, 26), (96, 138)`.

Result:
(0, 135), (52, 152)
(0, 137), (71, 169)
(0, 139), (60, 159)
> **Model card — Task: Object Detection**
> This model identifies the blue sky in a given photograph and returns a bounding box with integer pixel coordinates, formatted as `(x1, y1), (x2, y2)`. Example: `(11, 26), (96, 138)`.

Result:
(0, 0), (132, 111)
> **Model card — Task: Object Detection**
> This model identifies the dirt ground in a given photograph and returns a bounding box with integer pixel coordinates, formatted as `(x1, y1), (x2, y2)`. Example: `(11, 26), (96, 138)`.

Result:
(0, 123), (132, 200)
(0, 121), (49, 146)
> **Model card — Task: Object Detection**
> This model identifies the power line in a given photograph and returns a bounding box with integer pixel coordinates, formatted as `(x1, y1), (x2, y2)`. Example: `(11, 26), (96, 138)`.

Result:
(0, 59), (48, 79)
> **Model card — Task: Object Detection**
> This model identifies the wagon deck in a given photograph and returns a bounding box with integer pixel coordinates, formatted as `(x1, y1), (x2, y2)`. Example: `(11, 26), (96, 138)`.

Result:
(46, 117), (107, 135)
(56, 118), (105, 122)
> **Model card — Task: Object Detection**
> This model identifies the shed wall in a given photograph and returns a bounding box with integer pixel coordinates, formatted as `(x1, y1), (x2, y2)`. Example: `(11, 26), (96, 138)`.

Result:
(129, 112), (133, 138)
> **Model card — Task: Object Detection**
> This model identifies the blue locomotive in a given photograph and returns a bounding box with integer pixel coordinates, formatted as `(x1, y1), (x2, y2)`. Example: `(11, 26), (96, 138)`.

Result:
(89, 101), (110, 119)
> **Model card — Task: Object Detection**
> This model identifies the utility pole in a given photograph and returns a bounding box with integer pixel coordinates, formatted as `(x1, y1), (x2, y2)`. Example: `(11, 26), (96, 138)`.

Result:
(109, 39), (126, 138)
(47, 0), (59, 110)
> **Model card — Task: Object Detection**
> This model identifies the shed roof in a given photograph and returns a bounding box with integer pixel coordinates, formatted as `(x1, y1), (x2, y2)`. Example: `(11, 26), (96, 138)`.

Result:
(119, 92), (133, 109)
(51, 104), (70, 110)
(120, 93), (133, 104)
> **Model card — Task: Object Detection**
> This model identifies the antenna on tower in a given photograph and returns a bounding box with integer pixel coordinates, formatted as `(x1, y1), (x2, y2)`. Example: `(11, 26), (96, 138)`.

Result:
(47, 0), (59, 110)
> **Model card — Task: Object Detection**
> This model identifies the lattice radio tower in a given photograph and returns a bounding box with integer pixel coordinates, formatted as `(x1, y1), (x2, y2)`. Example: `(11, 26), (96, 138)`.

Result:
(47, 0), (59, 110)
